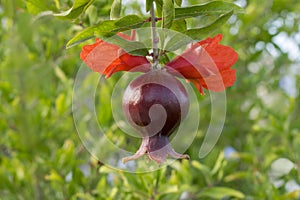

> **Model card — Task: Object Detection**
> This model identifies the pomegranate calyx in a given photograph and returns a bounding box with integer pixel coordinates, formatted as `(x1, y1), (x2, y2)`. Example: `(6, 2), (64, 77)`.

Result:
(122, 134), (189, 165)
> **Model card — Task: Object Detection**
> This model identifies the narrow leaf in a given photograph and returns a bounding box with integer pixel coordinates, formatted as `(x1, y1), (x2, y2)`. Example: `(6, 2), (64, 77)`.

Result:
(26, 0), (49, 15)
(175, 1), (243, 19)
(66, 15), (145, 48)
(162, 0), (175, 28)
(106, 36), (149, 56)
(66, 34), (94, 49)
(110, 0), (122, 19)
(163, 31), (191, 52)
(224, 172), (249, 182)
(211, 151), (225, 175)
(191, 160), (213, 185)
(174, 0), (182, 6)
(155, 0), (163, 17)
(184, 10), (233, 40)
(198, 187), (245, 199)
(146, 0), (153, 12)
(170, 19), (187, 32)
(54, 0), (94, 19)
(114, 15), (143, 29)
(86, 5), (98, 24)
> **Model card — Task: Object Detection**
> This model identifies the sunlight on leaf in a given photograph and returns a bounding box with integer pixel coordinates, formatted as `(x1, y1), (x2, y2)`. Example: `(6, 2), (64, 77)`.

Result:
(185, 10), (233, 40)
(175, 1), (243, 19)
(162, 0), (175, 28)
(110, 0), (122, 19)
(198, 187), (245, 199)
(66, 15), (145, 48)
(53, 0), (94, 19)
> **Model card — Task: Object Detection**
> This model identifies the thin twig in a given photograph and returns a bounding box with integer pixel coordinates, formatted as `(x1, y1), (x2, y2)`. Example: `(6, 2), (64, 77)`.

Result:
(150, 2), (159, 70)
(144, 17), (162, 22)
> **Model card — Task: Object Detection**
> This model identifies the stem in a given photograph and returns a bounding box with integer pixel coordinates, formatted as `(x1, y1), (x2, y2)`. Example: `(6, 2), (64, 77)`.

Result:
(155, 169), (161, 190)
(150, 169), (160, 200)
(150, 2), (159, 70)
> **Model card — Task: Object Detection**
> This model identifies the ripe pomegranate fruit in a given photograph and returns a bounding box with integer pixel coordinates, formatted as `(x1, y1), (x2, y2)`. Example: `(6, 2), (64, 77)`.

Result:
(122, 69), (190, 164)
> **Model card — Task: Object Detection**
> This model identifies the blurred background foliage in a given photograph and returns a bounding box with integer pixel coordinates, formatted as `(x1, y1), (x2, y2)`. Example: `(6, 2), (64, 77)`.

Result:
(0, 0), (300, 199)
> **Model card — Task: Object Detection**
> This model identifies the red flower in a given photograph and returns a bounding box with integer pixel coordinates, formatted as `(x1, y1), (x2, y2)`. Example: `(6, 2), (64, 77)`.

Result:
(166, 34), (238, 94)
(80, 33), (151, 78)
(80, 33), (238, 94)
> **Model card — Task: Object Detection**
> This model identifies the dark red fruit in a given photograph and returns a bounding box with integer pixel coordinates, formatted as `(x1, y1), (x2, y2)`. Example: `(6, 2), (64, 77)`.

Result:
(122, 69), (190, 164)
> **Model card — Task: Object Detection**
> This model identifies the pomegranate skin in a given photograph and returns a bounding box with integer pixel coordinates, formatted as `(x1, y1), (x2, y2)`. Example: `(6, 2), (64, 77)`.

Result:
(122, 70), (190, 164)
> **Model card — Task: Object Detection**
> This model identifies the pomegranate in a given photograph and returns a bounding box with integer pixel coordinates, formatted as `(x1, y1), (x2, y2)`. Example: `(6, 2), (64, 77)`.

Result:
(122, 69), (190, 164)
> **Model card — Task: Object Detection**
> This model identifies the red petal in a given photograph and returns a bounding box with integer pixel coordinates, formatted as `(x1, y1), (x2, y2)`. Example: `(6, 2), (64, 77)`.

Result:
(199, 69), (236, 92)
(117, 32), (131, 40)
(187, 79), (205, 95)
(166, 34), (238, 94)
(102, 59), (130, 78)
(80, 40), (121, 75)
(199, 34), (238, 71)
(166, 43), (217, 79)
(119, 51), (151, 73)
(80, 36), (150, 78)
(80, 38), (104, 60)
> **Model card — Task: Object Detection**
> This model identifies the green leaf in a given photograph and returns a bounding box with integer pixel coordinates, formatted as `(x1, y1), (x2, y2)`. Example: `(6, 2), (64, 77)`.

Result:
(55, 94), (66, 115)
(170, 19), (186, 32)
(174, 0), (182, 7)
(53, 0), (94, 19)
(191, 160), (213, 185)
(224, 172), (249, 182)
(66, 27), (97, 48)
(211, 151), (225, 175)
(175, 1), (243, 19)
(54, 66), (67, 83)
(106, 36), (149, 56)
(198, 187), (245, 199)
(163, 32), (191, 52)
(162, 0), (174, 28)
(26, 0), (50, 15)
(66, 15), (145, 48)
(86, 5), (98, 25)
(25, 0), (94, 18)
(99, 166), (119, 174)
(184, 10), (233, 40)
(283, 190), (300, 199)
(44, 170), (63, 183)
(110, 0), (122, 19)
(146, 0), (153, 12)
(155, 0), (163, 17)
(114, 15), (143, 29)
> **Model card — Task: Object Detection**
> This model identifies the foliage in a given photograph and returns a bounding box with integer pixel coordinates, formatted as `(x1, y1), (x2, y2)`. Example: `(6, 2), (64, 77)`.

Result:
(0, 0), (300, 199)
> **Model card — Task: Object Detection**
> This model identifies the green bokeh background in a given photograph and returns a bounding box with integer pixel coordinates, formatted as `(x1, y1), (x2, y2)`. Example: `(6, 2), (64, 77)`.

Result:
(1, 0), (300, 199)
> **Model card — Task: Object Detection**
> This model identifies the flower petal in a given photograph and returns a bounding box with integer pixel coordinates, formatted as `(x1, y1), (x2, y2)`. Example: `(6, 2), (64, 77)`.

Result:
(80, 35), (150, 78)
(119, 50), (151, 73)
(166, 34), (238, 94)
(186, 79), (205, 95)
(199, 34), (238, 71)
(199, 69), (236, 92)
(80, 39), (121, 74)
(166, 44), (216, 79)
